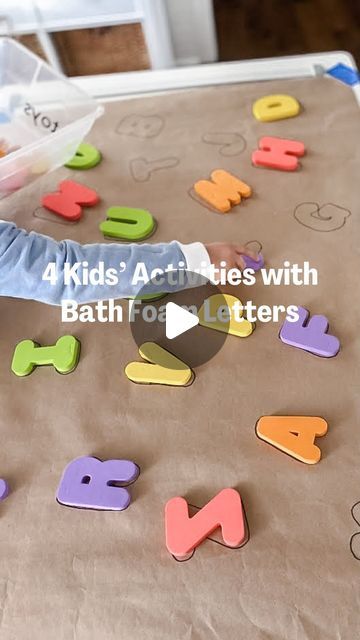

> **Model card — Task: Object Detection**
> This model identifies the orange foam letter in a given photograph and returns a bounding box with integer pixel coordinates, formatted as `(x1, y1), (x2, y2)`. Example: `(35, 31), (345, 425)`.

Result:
(256, 415), (328, 464)
(194, 169), (251, 212)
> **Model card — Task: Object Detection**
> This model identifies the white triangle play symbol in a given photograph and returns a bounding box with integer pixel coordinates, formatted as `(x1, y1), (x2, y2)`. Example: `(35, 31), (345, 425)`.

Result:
(165, 302), (199, 340)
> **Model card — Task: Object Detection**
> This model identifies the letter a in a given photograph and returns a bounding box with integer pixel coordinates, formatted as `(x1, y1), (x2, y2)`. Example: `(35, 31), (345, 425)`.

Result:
(165, 488), (246, 560)
(256, 415), (328, 464)
(194, 169), (251, 213)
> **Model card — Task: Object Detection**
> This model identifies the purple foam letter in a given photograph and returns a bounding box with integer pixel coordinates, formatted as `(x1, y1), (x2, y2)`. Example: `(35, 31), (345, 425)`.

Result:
(280, 306), (340, 358)
(56, 456), (139, 511)
(243, 253), (265, 272)
(0, 479), (9, 501)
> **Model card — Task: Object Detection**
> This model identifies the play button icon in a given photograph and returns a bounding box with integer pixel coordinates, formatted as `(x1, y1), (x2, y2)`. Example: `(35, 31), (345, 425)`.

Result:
(165, 302), (199, 339)
(129, 269), (229, 369)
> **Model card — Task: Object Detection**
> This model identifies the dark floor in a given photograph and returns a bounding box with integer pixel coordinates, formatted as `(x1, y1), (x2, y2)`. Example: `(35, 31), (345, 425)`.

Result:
(214, 0), (360, 64)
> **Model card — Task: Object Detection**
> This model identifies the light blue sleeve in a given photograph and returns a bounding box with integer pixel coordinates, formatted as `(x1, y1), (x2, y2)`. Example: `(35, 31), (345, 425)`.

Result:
(0, 221), (192, 305)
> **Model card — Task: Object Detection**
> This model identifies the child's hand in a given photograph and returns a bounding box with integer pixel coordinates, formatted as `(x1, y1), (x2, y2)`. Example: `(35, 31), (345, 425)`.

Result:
(205, 242), (259, 271)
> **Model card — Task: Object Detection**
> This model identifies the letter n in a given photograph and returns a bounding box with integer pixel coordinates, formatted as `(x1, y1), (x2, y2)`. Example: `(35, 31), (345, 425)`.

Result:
(165, 487), (246, 560)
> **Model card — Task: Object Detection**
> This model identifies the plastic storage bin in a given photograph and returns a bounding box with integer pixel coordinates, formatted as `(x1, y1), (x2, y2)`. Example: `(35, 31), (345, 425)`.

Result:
(0, 37), (103, 198)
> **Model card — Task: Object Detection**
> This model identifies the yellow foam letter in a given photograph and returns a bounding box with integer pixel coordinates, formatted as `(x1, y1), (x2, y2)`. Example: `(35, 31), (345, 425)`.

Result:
(252, 94), (300, 122)
(125, 342), (193, 386)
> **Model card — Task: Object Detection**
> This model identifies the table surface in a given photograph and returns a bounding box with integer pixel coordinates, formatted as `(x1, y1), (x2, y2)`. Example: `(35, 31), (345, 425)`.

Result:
(1, 57), (360, 640)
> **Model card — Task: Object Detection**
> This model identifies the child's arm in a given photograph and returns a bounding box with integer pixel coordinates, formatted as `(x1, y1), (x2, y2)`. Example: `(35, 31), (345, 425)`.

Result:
(0, 221), (209, 304)
(0, 222), (256, 305)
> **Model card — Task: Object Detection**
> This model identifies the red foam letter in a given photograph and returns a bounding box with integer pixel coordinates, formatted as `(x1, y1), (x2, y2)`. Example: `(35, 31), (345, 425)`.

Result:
(42, 179), (99, 221)
(165, 487), (246, 560)
(252, 136), (305, 171)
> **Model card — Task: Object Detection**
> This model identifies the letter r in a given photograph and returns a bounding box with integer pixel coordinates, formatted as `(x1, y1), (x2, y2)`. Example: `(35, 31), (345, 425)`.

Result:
(56, 456), (140, 510)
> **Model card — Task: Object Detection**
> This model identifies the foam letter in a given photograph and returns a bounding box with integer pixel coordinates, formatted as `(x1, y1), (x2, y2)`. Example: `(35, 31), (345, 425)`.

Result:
(65, 142), (102, 170)
(194, 169), (251, 212)
(125, 342), (194, 386)
(280, 306), (340, 357)
(56, 456), (139, 510)
(256, 415), (328, 464)
(0, 479), (9, 501)
(252, 136), (305, 171)
(165, 488), (246, 560)
(99, 206), (155, 241)
(11, 336), (80, 377)
(198, 293), (254, 337)
(42, 179), (99, 221)
(252, 94), (300, 122)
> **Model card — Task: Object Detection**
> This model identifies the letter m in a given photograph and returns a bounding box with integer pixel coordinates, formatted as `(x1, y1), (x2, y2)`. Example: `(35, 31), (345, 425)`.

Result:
(194, 170), (251, 212)
(165, 487), (246, 559)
